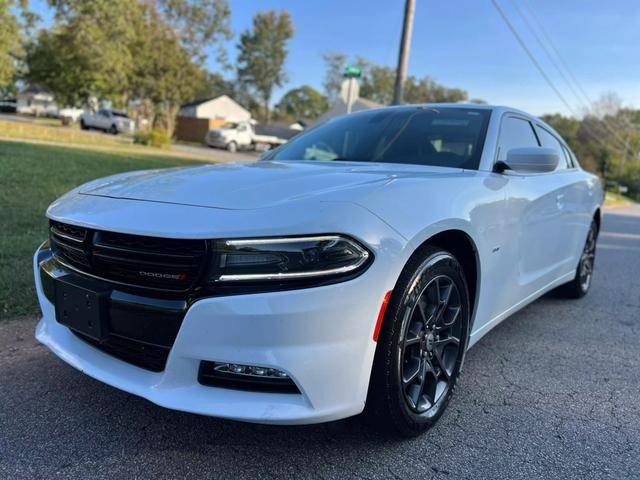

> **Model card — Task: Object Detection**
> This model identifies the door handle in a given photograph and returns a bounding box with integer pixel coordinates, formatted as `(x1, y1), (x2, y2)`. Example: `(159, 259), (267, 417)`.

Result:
(556, 193), (565, 208)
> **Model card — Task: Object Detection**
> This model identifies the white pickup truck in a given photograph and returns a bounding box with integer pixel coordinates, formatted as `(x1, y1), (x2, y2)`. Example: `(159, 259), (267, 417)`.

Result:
(80, 109), (135, 135)
(204, 121), (295, 152)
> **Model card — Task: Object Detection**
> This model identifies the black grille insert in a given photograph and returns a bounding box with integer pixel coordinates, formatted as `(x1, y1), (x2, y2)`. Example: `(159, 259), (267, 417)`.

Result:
(73, 331), (170, 372)
(49, 221), (208, 292)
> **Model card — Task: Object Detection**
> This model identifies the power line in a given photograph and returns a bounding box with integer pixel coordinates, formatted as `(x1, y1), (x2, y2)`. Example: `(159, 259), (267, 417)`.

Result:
(508, 0), (587, 110)
(490, 0), (628, 153)
(490, 0), (576, 115)
(520, 0), (592, 106)
(515, 0), (633, 149)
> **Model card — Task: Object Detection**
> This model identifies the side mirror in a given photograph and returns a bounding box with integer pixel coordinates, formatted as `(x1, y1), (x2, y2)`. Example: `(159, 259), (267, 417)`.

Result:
(496, 147), (559, 174)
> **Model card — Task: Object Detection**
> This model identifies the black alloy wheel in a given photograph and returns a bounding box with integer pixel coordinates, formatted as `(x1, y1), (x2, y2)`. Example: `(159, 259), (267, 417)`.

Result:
(367, 246), (470, 437)
(400, 275), (463, 414)
(578, 222), (597, 292)
(558, 220), (598, 298)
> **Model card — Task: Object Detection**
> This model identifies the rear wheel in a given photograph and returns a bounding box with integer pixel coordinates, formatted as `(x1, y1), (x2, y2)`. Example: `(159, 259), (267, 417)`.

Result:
(367, 246), (470, 437)
(558, 220), (598, 298)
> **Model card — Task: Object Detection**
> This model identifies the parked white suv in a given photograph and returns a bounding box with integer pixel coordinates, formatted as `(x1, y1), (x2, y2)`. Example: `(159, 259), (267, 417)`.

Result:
(80, 109), (135, 135)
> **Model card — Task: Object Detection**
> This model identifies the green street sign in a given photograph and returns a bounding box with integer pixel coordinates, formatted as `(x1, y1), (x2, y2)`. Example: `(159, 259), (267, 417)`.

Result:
(343, 65), (362, 78)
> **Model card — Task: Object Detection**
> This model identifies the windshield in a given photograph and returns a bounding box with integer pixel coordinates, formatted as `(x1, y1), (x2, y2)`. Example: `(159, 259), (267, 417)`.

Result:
(268, 107), (491, 169)
(112, 111), (130, 118)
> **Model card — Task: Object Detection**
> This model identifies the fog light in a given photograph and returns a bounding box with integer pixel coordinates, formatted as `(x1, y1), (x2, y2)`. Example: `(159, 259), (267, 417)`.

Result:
(230, 364), (245, 374)
(198, 361), (299, 394)
(214, 362), (287, 378)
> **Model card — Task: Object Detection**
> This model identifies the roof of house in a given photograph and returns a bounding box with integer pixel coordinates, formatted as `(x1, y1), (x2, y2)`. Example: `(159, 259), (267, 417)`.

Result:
(180, 97), (215, 109)
(180, 94), (244, 109)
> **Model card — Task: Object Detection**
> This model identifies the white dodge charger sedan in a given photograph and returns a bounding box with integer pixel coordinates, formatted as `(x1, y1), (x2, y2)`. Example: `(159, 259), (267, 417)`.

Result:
(34, 105), (602, 436)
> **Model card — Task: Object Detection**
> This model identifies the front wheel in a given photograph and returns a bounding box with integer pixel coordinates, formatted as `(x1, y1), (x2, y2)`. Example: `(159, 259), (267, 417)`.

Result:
(108, 124), (118, 135)
(226, 141), (237, 153)
(558, 220), (598, 298)
(367, 246), (470, 437)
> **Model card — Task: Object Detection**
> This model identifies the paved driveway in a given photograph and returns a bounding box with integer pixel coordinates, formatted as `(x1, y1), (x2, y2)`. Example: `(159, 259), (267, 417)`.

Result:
(1, 206), (639, 479)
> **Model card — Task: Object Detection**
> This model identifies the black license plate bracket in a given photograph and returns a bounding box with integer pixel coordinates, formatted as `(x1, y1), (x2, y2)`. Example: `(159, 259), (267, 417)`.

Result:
(54, 276), (110, 342)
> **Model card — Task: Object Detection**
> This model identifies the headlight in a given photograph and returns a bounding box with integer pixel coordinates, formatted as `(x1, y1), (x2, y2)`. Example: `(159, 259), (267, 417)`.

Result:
(207, 235), (372, 284)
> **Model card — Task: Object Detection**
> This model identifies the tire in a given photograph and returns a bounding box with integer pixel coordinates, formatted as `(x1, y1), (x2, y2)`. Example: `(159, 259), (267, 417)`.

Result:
(367, 246), (470, 437)
(557, 220), (598, 299)
(109, 124), (118, 135)
(226, 141), (237, 153)
(80, 120), (88, 130)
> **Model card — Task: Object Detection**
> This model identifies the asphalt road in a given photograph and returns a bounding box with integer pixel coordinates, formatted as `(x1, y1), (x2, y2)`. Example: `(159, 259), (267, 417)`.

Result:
(1, 205), (639, 479)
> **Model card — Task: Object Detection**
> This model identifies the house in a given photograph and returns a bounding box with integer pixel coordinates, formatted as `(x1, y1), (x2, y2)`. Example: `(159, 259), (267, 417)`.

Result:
(178, 94), (251, 121)
(16, 86), (58, 117)
(314, 97), (382, 125)
(176, 95), (251, 142)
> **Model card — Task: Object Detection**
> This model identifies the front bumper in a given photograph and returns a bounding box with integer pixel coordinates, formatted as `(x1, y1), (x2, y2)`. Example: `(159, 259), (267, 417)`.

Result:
(34, 243), (390, 424)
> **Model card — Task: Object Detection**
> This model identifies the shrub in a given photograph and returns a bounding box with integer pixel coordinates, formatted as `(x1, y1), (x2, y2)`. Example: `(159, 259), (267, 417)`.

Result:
(133, 128), (171, 148)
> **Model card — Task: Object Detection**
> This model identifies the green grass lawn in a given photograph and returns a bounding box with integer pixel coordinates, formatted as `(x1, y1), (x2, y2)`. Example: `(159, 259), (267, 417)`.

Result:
(0, 140), (203, 320)
(0, 118), (132, 148)
(605, 191), (633, 208)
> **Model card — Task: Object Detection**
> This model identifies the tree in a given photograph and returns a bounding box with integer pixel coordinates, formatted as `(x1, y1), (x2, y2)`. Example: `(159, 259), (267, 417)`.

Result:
(403, 76), (468, 104)
(155, 0), (232, 64)
(237, 10), (294, 123)
(322, 52), (347, 102)
(0, 6), (20, 87)
(542, 99), (640, 201)
(322, 53), (474, 106)
(191, 71), (235, 100)
(359, 64), (395, 104)
(27, 0), (232, 137)
(48, 0), (231, 64)
(128, 4), (207, 134)
(274, 85), (327, 120)
(27, 0), (140, 106)
(0, 0), (35, 90)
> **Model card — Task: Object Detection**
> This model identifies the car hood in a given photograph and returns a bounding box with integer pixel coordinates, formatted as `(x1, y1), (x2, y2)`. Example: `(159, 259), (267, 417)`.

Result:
(78, 160), (462, 210)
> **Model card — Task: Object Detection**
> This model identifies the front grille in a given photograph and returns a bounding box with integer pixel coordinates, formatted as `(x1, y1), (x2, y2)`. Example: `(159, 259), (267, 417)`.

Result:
(49, 221), (208, 292)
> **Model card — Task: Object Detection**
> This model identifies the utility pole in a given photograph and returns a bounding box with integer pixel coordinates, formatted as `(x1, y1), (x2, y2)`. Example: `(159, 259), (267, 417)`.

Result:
(392, 0), (416, 105)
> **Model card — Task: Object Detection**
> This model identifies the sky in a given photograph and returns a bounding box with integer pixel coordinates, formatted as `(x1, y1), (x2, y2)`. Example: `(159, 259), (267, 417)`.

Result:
(29, 0), (640, 117)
